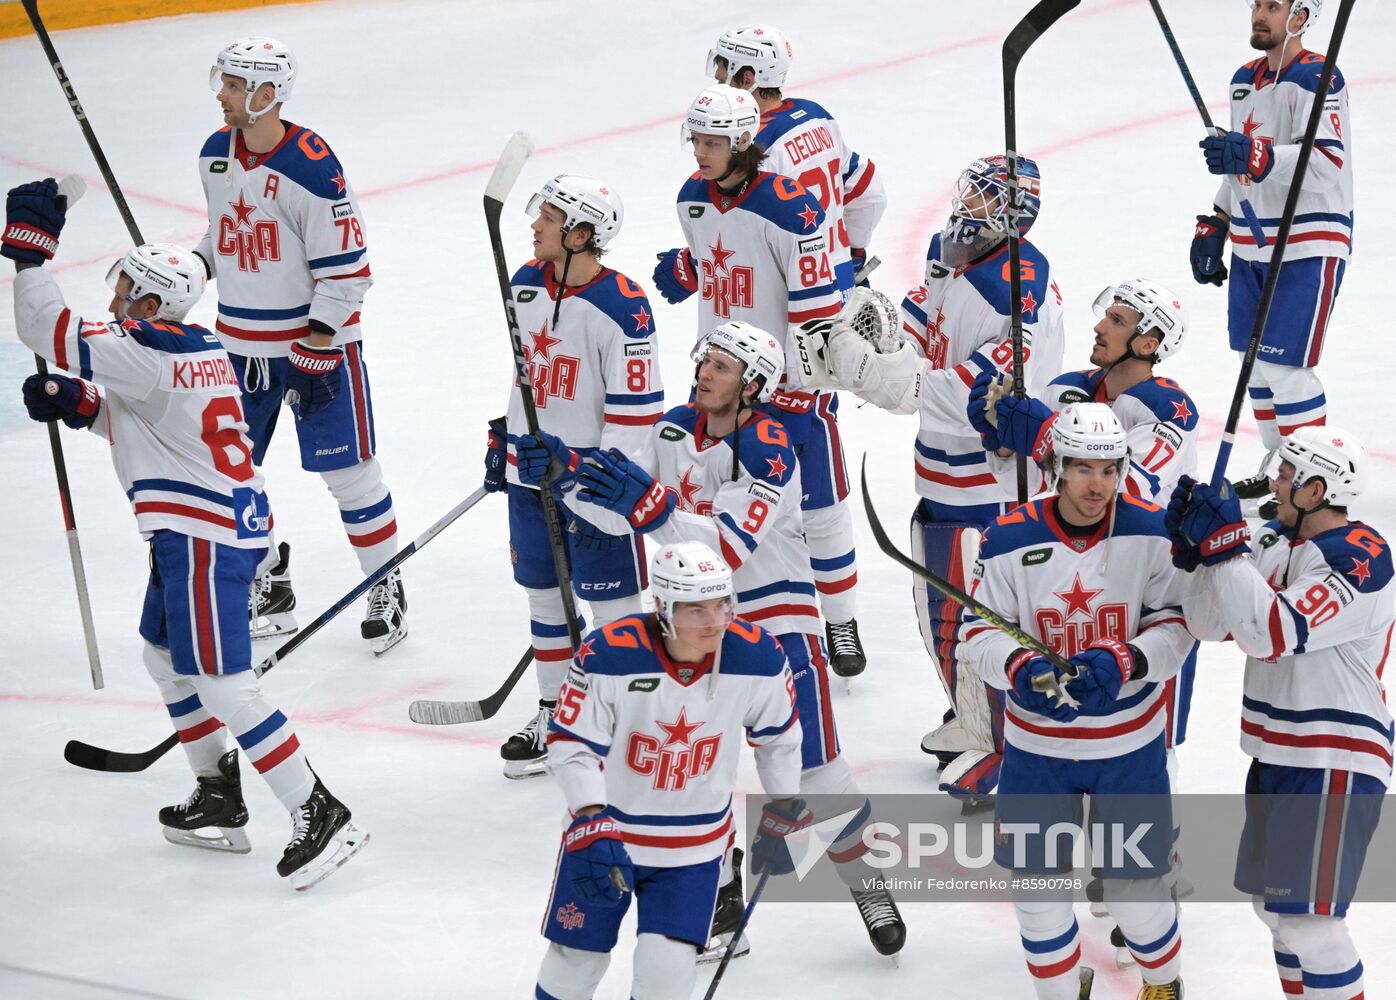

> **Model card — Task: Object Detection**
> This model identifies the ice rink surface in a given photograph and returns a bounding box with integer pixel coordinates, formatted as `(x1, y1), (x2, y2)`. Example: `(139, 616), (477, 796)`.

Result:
(1, 1), (1392, 997)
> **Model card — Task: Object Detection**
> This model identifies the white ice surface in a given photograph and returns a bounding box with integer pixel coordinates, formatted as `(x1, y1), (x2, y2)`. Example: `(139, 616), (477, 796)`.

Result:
(1, 1), (1392, 997)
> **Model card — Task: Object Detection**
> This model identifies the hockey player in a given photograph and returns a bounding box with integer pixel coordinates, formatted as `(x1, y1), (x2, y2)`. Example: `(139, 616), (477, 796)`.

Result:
(533, 541), (803, 1000)
(6, 179), (365, 890)
(198, 38), (405, 654)
(486, 173), (663, 779)
(1166, 428), (1391, 1000)
(652, 84), (868, 678)
(515, 322), (905, 959)
(1189, 0), (1350, 491)
(962, 404), (1190, 1000)
(803, 154), (1065, 800)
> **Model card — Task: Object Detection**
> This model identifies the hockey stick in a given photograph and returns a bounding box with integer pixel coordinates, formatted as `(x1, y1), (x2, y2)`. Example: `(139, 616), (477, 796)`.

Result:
(858, 456), (1078, 704)
(1003, 0), (1079, 504)
(62, 486), (494, 773)
(1209, 0), (1356, 487)
(702, 871), (771, 1000)
(407, 646), (535, 725)
(483, 131), (584, 654)
(1146, 0), (1268, 247)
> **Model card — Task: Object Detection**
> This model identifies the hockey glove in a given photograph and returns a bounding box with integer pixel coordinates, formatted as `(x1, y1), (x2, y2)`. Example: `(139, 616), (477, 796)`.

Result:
(996, 393), (1057, 464)
(569, 514), (622, 552)
(1200, 131), (1274, 182)
(967, 371), (1006, 452)
(286, 340), (344, 418)
(576, 450), (675, 533)
(22, 372), (101, 429)
(1190, 214), (1230, 287)
(3, 178), (67, 266)
(1176, 474), (1251, 566)
(850, 247), (870, 288)
(750, 797), (814, 877)
(1007, 649), (1079, 722)
(561, 808), (633, 906)
(513, 430), (582, 492)
(483, 416), (508, 493)
(652, 247), (698, 304)
(1163, 481), (1202, 572)
(1063, 638), (1136, 714)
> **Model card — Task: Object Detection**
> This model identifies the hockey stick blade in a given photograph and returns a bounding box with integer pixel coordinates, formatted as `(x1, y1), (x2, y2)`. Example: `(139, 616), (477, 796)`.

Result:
(1003, 0), (1080, 74)
(409, 648), (535, 725)
(64, 732), (178, 773)
(483, 131), (535, 208)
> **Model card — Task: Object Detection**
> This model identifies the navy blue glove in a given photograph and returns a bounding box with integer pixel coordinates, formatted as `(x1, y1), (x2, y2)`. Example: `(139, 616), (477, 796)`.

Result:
(850, 246), (870, 288)
(652, 247), (698, 304)
(483, 417), (507, 493)
(996, 394), (1057, 464)
(1007, 649), (1079, 722)
(561, 808), (633, 906)
(750, 798), (814, 876)
(513, 430), (582, 491)
(576, 449), (675, 532)
(1190, 214), (1230, 287)
(967, 372), (1004, 451)
(1164, 478), (1201, 572)
(3, 179), (67, 265)
(1178, 476), (1250, 566)
(286, 340), (344, 418)
(22, 372), (100, 429)
(1063, 638), (1135, 714)
(569, 514), (621, 551)
(1200, 131), (1274, 181)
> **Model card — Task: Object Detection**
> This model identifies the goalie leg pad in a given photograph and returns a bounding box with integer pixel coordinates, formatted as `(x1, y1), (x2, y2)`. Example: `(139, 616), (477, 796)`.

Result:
(938, 749), (1002, 800)
(909, 506), (982, 706)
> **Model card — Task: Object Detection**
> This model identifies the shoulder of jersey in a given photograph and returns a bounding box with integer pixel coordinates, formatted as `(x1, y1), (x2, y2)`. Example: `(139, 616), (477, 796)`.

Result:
(116, 318), (223, 355)
(511, 259), (550, 288)
(658, 403), (700, 434)
(574, 269), (656, 338)
(1122, 377), (1199, 430)
(199, 127), (233, 159)
(575, 617), (661, 676)
(1253, 519), (1293, 551)
(964, 240), (1053, 317)
(678, 173), (709, 203)
(1309, 523), (1393, 594)
(734, 415), (797, 486)
(924, 232), (943, 267)
(1048, 368), (1104, 402)
(1110, 493), (1170, 539)
(978, 500), (1055, 558)
(264, 125), (351, 200)
(740, 172), (826, 235)
(1287, 50), (1347, 93)
(1231, 57), (1268, 85)
(757, 97), (835, 139)
(718, 622), (787, 677)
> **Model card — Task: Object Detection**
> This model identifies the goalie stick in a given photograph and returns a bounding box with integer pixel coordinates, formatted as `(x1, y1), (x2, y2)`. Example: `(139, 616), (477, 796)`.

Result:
(1003, 0), (1079, 503)
(1209, 0), (1356, 488)
(408, 647), (535, 725)
(63, 486), (494, 773)
(859, 457), (1078, 705)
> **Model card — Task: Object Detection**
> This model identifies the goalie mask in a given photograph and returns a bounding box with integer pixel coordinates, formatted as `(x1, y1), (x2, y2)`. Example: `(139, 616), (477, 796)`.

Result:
(524, 174), (624, 250)
(1091, 278), (1187, 363)
(706, 24), (793, 90)
(211, 37), (297, 124)
(651, 541), (735, 639)
(106, 243), (206, 322)
(939, 155), (1041, 269)
(1048, 402), (1128, 485)
(691, 321), (784, 404)
(681, 84), (761, 151)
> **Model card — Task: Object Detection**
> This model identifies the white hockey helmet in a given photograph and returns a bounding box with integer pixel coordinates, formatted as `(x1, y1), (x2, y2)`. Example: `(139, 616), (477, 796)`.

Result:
(651, 541), (735, 638)
(1092, 278), (1187, 362)
(681, 85), (761, 152)
(1248, 0), (1321, 30)
(106, 243), (206, 322)
(211, 38), (298, 123)
(706, 24), (793, 90)
(525, 174), (624, 249)
(691, 320), (785, 403)
(1274, 425), (1365, 508)
(1049, 402), (1129, 481)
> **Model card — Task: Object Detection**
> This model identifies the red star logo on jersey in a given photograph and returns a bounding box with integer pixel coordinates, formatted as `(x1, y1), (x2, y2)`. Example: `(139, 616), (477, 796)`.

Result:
(574, 638), (596, 667)
(1242, 112), (1264, 138)
(797, 204), (820, 230)
(632, 305), (652, 332)
(709, 235), (735, 272)
(330, 172), (346, 195)
(1020, 288), (1039, 316)
(765, 453), (788, 481)
(228, 193), (257, 230)
(1054, 573), (1103, 621)
(1171, 399), (1194, 423)
(657, 707), (704, 746)
(927, 306), (947, 340)
(526, 321), (561, 363)
(1349, 558), (1372, 586)
(677, 467), (704, 511)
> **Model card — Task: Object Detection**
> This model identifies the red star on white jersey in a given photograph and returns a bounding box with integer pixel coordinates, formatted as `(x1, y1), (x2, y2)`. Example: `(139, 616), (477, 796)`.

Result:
(709, 235), (735, 272)
(632, 305), (652, 332)
(797, 204), (820, 230)
(677, 467), (704, 511)
(1053, 573), (1103, 621)
(1242, 111), (1264, 138)
(657, 707), (704, 746)
(1349, 558), (1372, 586)
(1171, 399), (1194, 423)
(765, 453), (788, 480)
(228, 193), (257, 229)
(575, 638), (596, 667)
(526, 321), (561, 363)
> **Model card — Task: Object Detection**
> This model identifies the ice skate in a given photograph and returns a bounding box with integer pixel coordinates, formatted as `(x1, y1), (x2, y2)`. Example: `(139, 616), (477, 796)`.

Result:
(698, 848), (750, 965)
(920, 710), (975, 768)
(1078, 966), (1096, 998)
(159, 749), (251, 854)
(277, 775), (368, 891)
(500, 700), (554, 779)
(826, 618), (866, 678)
(850, 885), (906, 958)
(1111, 925), (1136, 969)
(249, 541), (298, 640)
(360, 570), (407, 656)
(1086, 875), (1110, 919)
(1137, 979), (1183, 1000)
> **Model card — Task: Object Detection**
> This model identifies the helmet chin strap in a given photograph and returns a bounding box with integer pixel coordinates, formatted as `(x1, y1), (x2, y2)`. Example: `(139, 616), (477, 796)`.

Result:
(551, 245), (575, 329)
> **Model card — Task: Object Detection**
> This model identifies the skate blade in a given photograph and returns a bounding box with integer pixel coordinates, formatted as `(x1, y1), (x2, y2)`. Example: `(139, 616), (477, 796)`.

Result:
(291, 823), (369, 891)
(1113, 946), (1136, 970)
(1089, 900), (1110, 919)
(251, 614), (298, 641)
(369, 622), (408, 657)
(502, 758), (550, 780)
(162, 825), (251, 854)
(697, 931), (750, 966)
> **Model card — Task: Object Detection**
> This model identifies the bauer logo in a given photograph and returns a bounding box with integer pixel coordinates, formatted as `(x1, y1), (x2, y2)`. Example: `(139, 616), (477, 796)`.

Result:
(1022, 548), (1053, 567)
(628, 678), (659, 693)
(210, 160), (228, 174)
(331, 201), (354, 219)
(689, 206), (706, 218)
(517, 290), (537, 302)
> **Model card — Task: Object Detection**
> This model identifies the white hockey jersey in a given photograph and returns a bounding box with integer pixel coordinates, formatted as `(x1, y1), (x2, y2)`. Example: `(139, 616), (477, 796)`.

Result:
(195, 123), (373, 357)
(899, 234), (1066, 512)
(547, 614), (802, 867)
(503, 261), (664, 488)
(755, 98), (887, 290)
(14, 268), (270, 549)
(961, 494), (1194, 761)
(1183, 521), (1394, 784)
(571, 405), (817, 637)
(1216, 50), (1353, 263)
